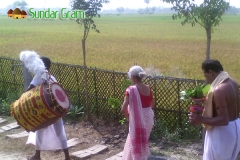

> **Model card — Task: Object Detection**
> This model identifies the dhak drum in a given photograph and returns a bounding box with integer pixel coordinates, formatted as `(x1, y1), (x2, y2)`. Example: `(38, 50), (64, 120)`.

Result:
(10, 82), (70, 132)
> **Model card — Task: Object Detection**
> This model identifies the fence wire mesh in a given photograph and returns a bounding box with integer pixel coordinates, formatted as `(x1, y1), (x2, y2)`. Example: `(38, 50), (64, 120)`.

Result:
(1, 57), (237, 139)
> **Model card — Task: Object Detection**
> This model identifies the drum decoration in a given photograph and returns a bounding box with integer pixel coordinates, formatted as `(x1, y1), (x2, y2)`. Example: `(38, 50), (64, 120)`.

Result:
(10, 82), (70, 132)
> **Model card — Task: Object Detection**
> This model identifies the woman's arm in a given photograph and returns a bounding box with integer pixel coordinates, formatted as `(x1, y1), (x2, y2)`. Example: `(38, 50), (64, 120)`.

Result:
(151, 99), (155, 109)
(121, 95), (129, 120)
(149, 86), (154, 108)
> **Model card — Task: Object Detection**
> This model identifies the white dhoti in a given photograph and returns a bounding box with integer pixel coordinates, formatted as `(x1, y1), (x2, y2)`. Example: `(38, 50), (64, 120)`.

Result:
(26, 74), (68, 151)
(203, 119), (240, 160)
(26, 118), (68, 150)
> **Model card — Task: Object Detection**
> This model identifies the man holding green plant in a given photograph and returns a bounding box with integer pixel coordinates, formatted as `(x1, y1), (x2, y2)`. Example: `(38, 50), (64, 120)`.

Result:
(189, 59), (240, 160)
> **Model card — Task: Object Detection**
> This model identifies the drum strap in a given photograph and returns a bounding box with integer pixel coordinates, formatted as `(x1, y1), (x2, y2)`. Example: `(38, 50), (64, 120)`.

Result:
(41, 71), (54, 84)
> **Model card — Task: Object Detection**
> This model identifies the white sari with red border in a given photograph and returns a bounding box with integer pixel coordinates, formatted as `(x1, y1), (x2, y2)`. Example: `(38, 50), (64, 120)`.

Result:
(122, 86), (154, 160)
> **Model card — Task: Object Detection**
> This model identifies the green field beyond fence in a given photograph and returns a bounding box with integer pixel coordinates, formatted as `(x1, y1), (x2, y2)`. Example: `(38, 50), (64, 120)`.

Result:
(0, 14), (240, 81)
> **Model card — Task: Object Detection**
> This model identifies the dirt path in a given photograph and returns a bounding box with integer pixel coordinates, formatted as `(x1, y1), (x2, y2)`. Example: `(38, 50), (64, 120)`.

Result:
(0, 152), (28, 160)
(0, 116), (205, 160)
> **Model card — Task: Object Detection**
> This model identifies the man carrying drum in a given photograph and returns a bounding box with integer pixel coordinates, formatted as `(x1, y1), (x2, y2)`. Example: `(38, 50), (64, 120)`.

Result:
(25, 56), (70, 160)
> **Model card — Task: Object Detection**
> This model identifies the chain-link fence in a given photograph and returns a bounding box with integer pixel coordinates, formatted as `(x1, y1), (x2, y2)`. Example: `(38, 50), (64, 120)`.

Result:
(1, 56), (236, 139)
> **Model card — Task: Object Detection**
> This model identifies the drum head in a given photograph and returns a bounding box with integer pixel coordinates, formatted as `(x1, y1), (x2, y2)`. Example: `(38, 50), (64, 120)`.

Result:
(51, 83), (70, 110)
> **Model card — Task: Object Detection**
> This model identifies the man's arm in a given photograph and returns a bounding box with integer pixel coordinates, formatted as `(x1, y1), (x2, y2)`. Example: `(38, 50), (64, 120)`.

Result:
(190, 86), (229, 126)
(26, 75), (41, 92)
(26, 84), (35, 92)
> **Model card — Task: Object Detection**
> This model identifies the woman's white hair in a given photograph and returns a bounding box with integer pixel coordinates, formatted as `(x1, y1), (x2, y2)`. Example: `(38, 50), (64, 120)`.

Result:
(128, 65), (147, 79)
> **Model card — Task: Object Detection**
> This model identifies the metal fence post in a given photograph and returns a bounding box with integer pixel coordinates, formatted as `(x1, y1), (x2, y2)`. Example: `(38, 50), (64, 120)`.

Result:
(93, 67), (98, 116)
(177, 80), (182, 129)
(22, 65), (32, 92)
(0, 58), (4, 88)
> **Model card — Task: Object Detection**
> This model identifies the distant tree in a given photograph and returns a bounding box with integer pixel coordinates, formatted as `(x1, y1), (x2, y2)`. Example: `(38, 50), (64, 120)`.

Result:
(70, 0), (109, 120)
(145, 7), (155, 14)
(137, 8), (145, 14)
(226, 6), (239, 14)
(144, 0), (151, 7)
(161, 0), (230, 60)
(13, 0), (28, 10)
(116, 7), (124, 15)
(144, 0), (151, 13)
(150, 7), (156, 14)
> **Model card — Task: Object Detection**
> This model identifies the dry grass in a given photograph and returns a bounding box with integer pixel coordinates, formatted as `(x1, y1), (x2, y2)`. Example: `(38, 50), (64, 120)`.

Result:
(0, 14), (240, 82)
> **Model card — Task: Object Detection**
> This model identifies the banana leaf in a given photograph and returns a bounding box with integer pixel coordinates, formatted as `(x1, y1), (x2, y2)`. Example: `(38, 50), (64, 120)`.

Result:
(202, 84), (210, 96)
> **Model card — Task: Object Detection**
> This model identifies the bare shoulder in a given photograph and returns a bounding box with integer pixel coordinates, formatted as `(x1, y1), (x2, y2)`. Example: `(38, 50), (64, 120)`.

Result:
(229, 78), (239, 87)
(214, 83), (228, 98)
(143, 83), (149, 88)
(215, 82), (228, 91)
(143, 84), (151, 91)
(214, 78), (239, 97)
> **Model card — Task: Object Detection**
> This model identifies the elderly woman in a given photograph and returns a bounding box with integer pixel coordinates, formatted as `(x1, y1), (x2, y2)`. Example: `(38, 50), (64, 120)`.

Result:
(121, 65), (154, 160)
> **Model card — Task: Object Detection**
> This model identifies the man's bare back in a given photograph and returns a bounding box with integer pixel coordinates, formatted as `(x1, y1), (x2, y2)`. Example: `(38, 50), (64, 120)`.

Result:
(213, 78), (240, 121)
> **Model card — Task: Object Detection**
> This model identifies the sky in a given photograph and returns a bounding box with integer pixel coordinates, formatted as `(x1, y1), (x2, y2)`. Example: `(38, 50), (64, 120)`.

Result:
(0, 0), (240, 10)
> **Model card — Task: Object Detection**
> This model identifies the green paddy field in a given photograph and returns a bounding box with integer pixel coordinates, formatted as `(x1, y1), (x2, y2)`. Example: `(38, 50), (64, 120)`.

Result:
(0, 14), (239, 81)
